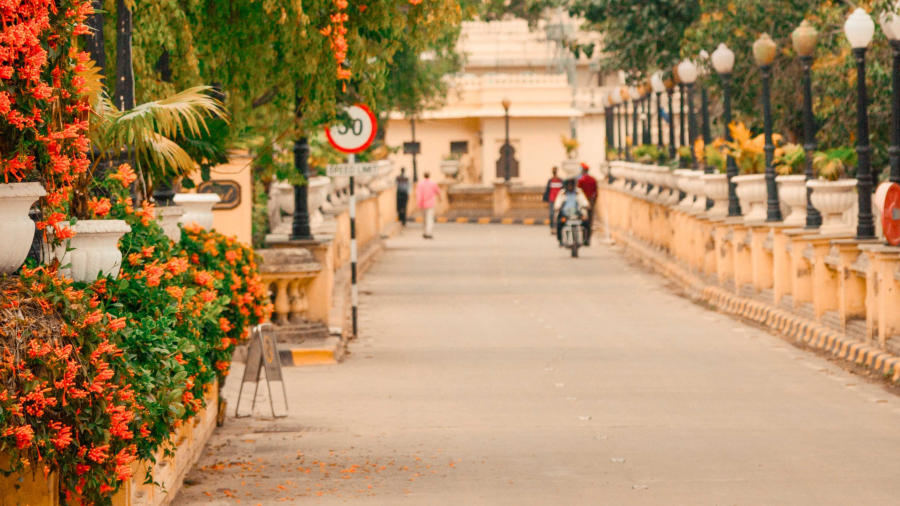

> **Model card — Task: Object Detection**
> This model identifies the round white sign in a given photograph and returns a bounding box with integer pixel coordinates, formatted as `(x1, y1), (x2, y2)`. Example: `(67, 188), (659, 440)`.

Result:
(325, 104), (378, 154)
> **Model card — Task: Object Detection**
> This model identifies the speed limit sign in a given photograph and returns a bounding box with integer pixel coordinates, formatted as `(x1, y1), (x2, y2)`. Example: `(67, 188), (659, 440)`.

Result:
(325, 104), (378, 154)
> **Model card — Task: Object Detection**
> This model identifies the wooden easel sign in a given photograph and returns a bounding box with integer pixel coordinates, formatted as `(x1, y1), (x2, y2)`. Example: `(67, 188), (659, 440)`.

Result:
(235, 323), (288, 418)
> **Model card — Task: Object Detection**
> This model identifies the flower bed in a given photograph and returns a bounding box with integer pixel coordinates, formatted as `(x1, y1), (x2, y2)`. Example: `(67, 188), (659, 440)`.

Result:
(0, 168), (271, 504)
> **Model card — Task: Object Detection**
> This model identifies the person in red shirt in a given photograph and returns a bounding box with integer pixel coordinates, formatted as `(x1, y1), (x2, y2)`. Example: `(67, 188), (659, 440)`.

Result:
(543, 166), (563, 232)
(577, 163), (598, 246)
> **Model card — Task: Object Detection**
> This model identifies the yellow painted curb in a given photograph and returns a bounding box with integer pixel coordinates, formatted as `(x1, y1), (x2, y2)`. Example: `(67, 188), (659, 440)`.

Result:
(290, 349), (337, 366)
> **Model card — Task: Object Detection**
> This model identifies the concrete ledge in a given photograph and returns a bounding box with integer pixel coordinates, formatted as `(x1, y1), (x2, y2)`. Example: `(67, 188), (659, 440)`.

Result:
(608, 226), (900, 385)
(415, 216), (550, 226)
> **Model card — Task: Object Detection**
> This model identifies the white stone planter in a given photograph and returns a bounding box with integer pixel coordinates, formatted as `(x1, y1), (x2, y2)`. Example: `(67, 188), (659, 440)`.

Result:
(561, 159), (582, 178)
(776, 174), (808, 227)
(308, 176), (331, 229)
(267, 181), (294, 234)
(690, 171), (708, 213)
(808, 179), (858, 234)
(0, 182), (45, 273)
(52, 220), (131, 282)
(733, 174), (767, 222)
(440, 159), (460, 178)
(674, 169), (695, 209)
(664, 170), (679, 204)
(154, 206), (185, 242)
(702, 173), (729, 218)
(174, 193), (220, 230)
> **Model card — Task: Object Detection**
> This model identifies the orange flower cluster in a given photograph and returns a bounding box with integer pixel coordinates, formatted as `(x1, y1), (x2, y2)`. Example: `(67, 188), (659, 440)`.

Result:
(320, 0), (351, 87)
(3, 0), (95, 243)
(0, 266), (142, 504)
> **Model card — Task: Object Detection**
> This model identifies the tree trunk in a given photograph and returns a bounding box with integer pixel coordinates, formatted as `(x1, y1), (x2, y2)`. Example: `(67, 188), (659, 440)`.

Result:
(84, 0), (105, 72)
(114, 0), (134, 111)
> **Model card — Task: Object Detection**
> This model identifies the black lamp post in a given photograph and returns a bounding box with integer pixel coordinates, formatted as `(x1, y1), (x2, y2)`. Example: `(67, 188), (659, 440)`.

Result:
(616, 89), (626, 159)
(631, 87), (639, 151)
(502, 97), (512, 182)
(291, 98), (313, 240)
(642, 88), (652, 145)
(410, 118), (418, 183)
(678, 59), (699, 170)
(623, 88), (632, 161)
(678, 82), (687, 149)
(882, 12), (900, 184)
(792, 20), (823, 229)
(666, 80), (676, 159)
(845, 9), (876, 239)
(712, 43), (741, 217)
(753, 33), (782, 222)
(652, 72), (665, 152)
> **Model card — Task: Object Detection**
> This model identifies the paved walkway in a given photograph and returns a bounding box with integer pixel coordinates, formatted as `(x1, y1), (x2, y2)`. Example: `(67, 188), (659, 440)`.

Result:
(177, 223), (900, 505)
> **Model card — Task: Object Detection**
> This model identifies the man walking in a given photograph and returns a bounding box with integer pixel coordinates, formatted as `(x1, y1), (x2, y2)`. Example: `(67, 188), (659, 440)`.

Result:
(577, 163), (598, 246)
(396, 167), (410, 226)
(543, 166), (563, 233)
(416, 171), (442, 239)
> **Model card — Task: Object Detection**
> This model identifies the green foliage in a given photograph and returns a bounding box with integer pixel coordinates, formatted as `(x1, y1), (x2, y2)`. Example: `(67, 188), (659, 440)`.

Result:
(571, 0), (701, 81)
(88, 86), (227, 203)
(774, 143), (806, 176)
(705, 142), (727, 174)
(813, 147), (857, 181)
(632, 144), (663, 164)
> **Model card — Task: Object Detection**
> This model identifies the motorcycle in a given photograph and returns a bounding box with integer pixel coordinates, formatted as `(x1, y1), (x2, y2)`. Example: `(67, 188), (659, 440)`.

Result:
(559, 214), (585, 258)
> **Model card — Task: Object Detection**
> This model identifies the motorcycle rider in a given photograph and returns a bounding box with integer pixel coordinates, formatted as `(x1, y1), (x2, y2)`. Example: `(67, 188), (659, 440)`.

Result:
(553, 178), (590, 247)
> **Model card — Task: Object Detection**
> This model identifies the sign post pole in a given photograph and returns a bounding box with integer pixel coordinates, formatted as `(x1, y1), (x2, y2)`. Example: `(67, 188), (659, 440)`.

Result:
(325, 104), (377, 340)
(349, 154), (358, 338)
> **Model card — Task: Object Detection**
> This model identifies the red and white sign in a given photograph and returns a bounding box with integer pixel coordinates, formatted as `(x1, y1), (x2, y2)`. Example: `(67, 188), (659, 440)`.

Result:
(876, 181), (900, 246)
(325, 104), (377, 154)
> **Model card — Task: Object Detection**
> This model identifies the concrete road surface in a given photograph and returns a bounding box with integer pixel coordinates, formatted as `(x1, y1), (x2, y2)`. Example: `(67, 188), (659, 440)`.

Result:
(176, 223), (900, 505)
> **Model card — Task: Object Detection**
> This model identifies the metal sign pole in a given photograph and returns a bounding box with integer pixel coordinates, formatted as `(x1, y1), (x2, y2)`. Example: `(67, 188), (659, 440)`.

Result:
(349, 154), (358, 338)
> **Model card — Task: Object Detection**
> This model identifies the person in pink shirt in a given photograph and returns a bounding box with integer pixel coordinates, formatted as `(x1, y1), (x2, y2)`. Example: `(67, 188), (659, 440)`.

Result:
(416, 172), (442, 239)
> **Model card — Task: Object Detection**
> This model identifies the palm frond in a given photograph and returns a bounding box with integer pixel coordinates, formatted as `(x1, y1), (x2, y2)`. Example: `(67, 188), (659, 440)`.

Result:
(113, 86), (228, 141)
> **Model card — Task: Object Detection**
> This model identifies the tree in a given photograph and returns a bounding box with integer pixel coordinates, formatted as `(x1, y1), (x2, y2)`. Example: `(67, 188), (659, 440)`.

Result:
(570, 0), (701, 81)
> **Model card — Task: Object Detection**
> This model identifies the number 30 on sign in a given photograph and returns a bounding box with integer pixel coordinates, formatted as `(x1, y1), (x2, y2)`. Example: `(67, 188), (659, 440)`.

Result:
(325, 104), (378, 154)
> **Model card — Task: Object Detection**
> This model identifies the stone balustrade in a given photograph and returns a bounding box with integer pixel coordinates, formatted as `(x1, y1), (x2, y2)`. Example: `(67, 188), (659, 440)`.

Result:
(257, 248), (322, 327)
(600, 161), (900, 371)
(440, 181), (547, 222)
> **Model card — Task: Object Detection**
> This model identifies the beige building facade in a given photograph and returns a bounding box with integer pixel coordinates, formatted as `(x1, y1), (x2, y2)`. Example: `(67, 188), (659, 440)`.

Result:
(385, 18), (618, 187)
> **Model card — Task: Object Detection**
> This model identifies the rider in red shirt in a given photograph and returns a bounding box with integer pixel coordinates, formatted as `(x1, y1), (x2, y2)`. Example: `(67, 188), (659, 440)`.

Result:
(577, 163), (598, 245)
(543, 166), (564, 232)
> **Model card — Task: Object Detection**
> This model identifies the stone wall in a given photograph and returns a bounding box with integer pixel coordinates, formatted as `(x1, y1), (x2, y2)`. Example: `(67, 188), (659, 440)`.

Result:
(598, 161), (900, 380)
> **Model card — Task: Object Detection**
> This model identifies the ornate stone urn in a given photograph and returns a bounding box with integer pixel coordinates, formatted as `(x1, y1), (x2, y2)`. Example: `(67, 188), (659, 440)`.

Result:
(51, 220), (131, 282)
(733, 174), (767, 222)
(174, 193), (220, 229)
(307, 176), (331, 229)
(776, 174), (809, 226)
(0, 182), (45, 273)
(808, 179), (858, 234)
(702, 173), (729, 218)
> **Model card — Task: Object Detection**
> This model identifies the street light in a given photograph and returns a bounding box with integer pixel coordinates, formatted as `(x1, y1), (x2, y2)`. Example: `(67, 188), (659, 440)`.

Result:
(501, 97), (512, 182)
(612, 88), (624, 158)
(674, 65), (686, 149)
(698, 50), (712, 149)
(753, 33), (782, 222)
(792, 20), (823, 228)
(291, 95), (313, 241)
(665, 77), (676, 159)
(845, 8), (876, 239)
(630, 86), (641, 154)
(712, 42), (740, 217)
(677, 58), (698, 169)
(604, 92), (614, 158)
(651, 72), (666, 151)
(881, 5), (900, 184)
(621, 87), (632, 160)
